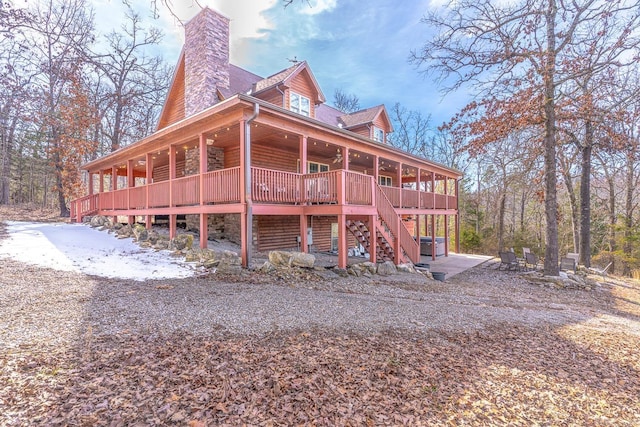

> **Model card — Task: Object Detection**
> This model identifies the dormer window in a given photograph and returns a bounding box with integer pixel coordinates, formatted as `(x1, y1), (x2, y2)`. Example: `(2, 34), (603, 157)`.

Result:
(373, 126), (385, 143)
(290, 92), (310, 117)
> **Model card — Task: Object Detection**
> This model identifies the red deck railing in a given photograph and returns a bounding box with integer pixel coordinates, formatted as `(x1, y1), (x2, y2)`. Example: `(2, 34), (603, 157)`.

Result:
(71, 167), (456, 220)
(203, 167), (241, 203)
(252, 167), (301, 204)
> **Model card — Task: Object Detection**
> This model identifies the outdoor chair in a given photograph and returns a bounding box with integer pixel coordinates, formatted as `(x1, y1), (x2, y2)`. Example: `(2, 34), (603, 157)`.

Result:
(522, 247), (531, 258)
(498, 251), (520, 271)
(588, 262), (613, 280)
(567, 252), (579, 265)
(524, 251), (539, 271)
(560, 257), (576, 273)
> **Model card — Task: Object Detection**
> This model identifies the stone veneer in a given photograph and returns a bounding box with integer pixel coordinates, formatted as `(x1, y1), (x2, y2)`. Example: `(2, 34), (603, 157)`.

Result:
(184, 7), (230, 117)
(184, 146), (226, 239)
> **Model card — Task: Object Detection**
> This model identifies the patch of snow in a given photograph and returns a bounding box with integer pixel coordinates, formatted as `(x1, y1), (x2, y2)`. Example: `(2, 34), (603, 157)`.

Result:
(0, 221), (194, 281)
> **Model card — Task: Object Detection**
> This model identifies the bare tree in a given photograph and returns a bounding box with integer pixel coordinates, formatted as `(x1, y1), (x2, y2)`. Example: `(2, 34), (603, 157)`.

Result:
(332, 88), (360, 114)
(27, 0), (95, 216)
(90, 6), (170, 152)
(412, 0), (640, 275)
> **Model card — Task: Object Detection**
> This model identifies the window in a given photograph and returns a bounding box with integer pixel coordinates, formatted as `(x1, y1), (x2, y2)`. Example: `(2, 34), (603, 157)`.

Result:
(379, 175), (392, 186)
(290, 92), (310, 117)
(373, 126), (385, 143)
(298, 160), (329, 173)
(308, 161), (329, 173)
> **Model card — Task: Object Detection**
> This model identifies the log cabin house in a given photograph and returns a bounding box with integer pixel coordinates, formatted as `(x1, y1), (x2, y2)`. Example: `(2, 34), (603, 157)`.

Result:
(70, 7), (462, 269)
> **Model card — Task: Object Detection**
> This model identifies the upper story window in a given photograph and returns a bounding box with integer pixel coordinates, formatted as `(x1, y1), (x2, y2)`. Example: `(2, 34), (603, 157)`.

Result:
(379, 175), (392, 186)
(373, 126), (385, 143)
(290, 92), (310, 117)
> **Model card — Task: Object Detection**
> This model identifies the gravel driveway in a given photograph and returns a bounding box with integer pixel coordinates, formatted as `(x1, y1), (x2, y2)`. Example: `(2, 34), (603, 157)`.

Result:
(0, 252), (610, 350)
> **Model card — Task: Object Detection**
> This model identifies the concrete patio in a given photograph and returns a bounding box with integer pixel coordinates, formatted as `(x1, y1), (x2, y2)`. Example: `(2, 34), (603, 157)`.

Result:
(419, 253), (493, 279)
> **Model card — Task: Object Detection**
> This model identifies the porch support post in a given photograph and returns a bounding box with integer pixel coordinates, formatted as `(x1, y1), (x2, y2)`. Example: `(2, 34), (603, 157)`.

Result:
(397, 162), (402, 208)
(338, 213), (348, 269)
(393, 213), (401, 265)
(99, 170), (104, 193)
(431, 172), (436, 208)
(373, 155), (379, 184)
(239, 119), (249, 267)
(300, 214), (308, 253)
(444, 214), (450, 256)
(431, 214), (436, 261)
(127, 159), (134, 224)
(299, 136), (307, 173)
(199, 133), (208, 249)
(368, 214), (377, 264)
(145, 153), (152, 229)
(169, 145), (177, 239)
(416, 168), (421, 208)
(88, 173), (94, 195)
(455, 179), (460, 253)
(111, 166), (118, 224)
(342, 147), (349, 170)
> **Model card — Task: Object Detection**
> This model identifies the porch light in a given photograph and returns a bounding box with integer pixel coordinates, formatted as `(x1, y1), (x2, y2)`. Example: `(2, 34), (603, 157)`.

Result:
(206, 139), (214, 145)
(284, 134), (288, 139)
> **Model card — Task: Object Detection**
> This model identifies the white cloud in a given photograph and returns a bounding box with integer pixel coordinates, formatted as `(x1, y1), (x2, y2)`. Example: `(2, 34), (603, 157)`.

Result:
(298, 0), (337, 15)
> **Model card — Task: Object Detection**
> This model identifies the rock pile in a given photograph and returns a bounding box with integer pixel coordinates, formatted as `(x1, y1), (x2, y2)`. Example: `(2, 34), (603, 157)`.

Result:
(86, 215), (241, 273)
(86, 216), (426, 280)
(259, 251), (426, 280)
(523, 270), (600, 291)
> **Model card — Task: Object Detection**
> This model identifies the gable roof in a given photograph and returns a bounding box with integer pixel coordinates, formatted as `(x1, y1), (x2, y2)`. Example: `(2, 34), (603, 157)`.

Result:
(339, 104), (394, 132)
(251, 61), (326, 104)
(218, 64), (263, 99)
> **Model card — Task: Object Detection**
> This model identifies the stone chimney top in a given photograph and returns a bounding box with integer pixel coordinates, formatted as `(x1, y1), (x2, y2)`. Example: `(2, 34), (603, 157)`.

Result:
(184, 7), (230, 117)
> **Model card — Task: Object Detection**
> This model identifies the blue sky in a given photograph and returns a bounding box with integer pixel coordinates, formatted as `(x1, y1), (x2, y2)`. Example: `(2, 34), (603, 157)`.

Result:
(90, 0), (469, 127)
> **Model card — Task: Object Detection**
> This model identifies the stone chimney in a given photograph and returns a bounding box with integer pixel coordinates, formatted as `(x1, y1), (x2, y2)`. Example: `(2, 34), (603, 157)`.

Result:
(184, 7), (230, 117)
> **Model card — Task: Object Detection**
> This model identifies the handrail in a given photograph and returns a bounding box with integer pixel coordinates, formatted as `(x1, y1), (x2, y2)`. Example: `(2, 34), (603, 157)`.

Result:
(375, 184), (420, 264)
(251, 167), (302, 204)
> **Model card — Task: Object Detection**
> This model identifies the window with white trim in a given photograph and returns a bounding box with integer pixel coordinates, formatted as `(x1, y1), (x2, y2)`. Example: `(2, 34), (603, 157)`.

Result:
(373, 126), (385, 143)
(378, 175), (392, 186)
(308, 161), (329, 173)
(298, 160), (329, 173)
(290, 92), (311, 117)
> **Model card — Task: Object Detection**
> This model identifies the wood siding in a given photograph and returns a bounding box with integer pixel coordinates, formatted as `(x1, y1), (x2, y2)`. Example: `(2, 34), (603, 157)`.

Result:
(287, 72), (317, 117)
(152, 160), (186, 182)
(157, 61), (186, 130)
(252, 145), (298, 172)
(257, 215), (300, 251)
(310, 215), (334, 252)
(256, 88), (284, 108)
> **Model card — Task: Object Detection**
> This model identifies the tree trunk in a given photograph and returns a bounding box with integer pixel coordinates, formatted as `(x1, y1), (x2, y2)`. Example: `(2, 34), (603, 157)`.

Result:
(559, 151), (579, 253)
(543, 0), (559, 276)
(578, 121), (592, 267)
(498, 191), (506, 250)
(623, 152), (634, 276)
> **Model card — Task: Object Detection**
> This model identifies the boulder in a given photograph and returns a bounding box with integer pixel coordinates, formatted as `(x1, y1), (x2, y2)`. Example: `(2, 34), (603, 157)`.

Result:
(332, 267), (349, 277)
(377, 261), (397, 276)
(269, 250), (292, 267)
(348, 264), (361, 277)
(90, 216), (106, 228)
(290, 252), (315, 268)
(361, 262), (378, 275)
(171, 234), (194, 251)
(259, 261), (277, 273)
(396, 263), (416, 274)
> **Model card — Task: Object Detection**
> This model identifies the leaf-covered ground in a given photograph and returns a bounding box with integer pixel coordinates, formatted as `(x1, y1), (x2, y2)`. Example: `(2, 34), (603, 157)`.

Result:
(1, 205), (639, 425)
(3, 315), (639, 425)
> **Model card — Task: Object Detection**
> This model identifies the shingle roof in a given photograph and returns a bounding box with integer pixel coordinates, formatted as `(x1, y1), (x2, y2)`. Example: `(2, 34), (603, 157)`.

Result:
(252, 63), (302, 93)
(219, 64), (263, 99)
(315, 104), (343, 127)
(338, 105), (385, 129)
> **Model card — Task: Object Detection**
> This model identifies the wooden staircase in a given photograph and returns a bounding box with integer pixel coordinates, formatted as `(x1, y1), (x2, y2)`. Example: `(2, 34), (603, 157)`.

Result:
(346, 219), (395, 262)
(345, 184), (420, 265)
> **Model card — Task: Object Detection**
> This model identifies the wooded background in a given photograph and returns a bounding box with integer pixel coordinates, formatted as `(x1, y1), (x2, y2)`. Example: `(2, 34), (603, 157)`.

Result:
(1, 0), (639, 276)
